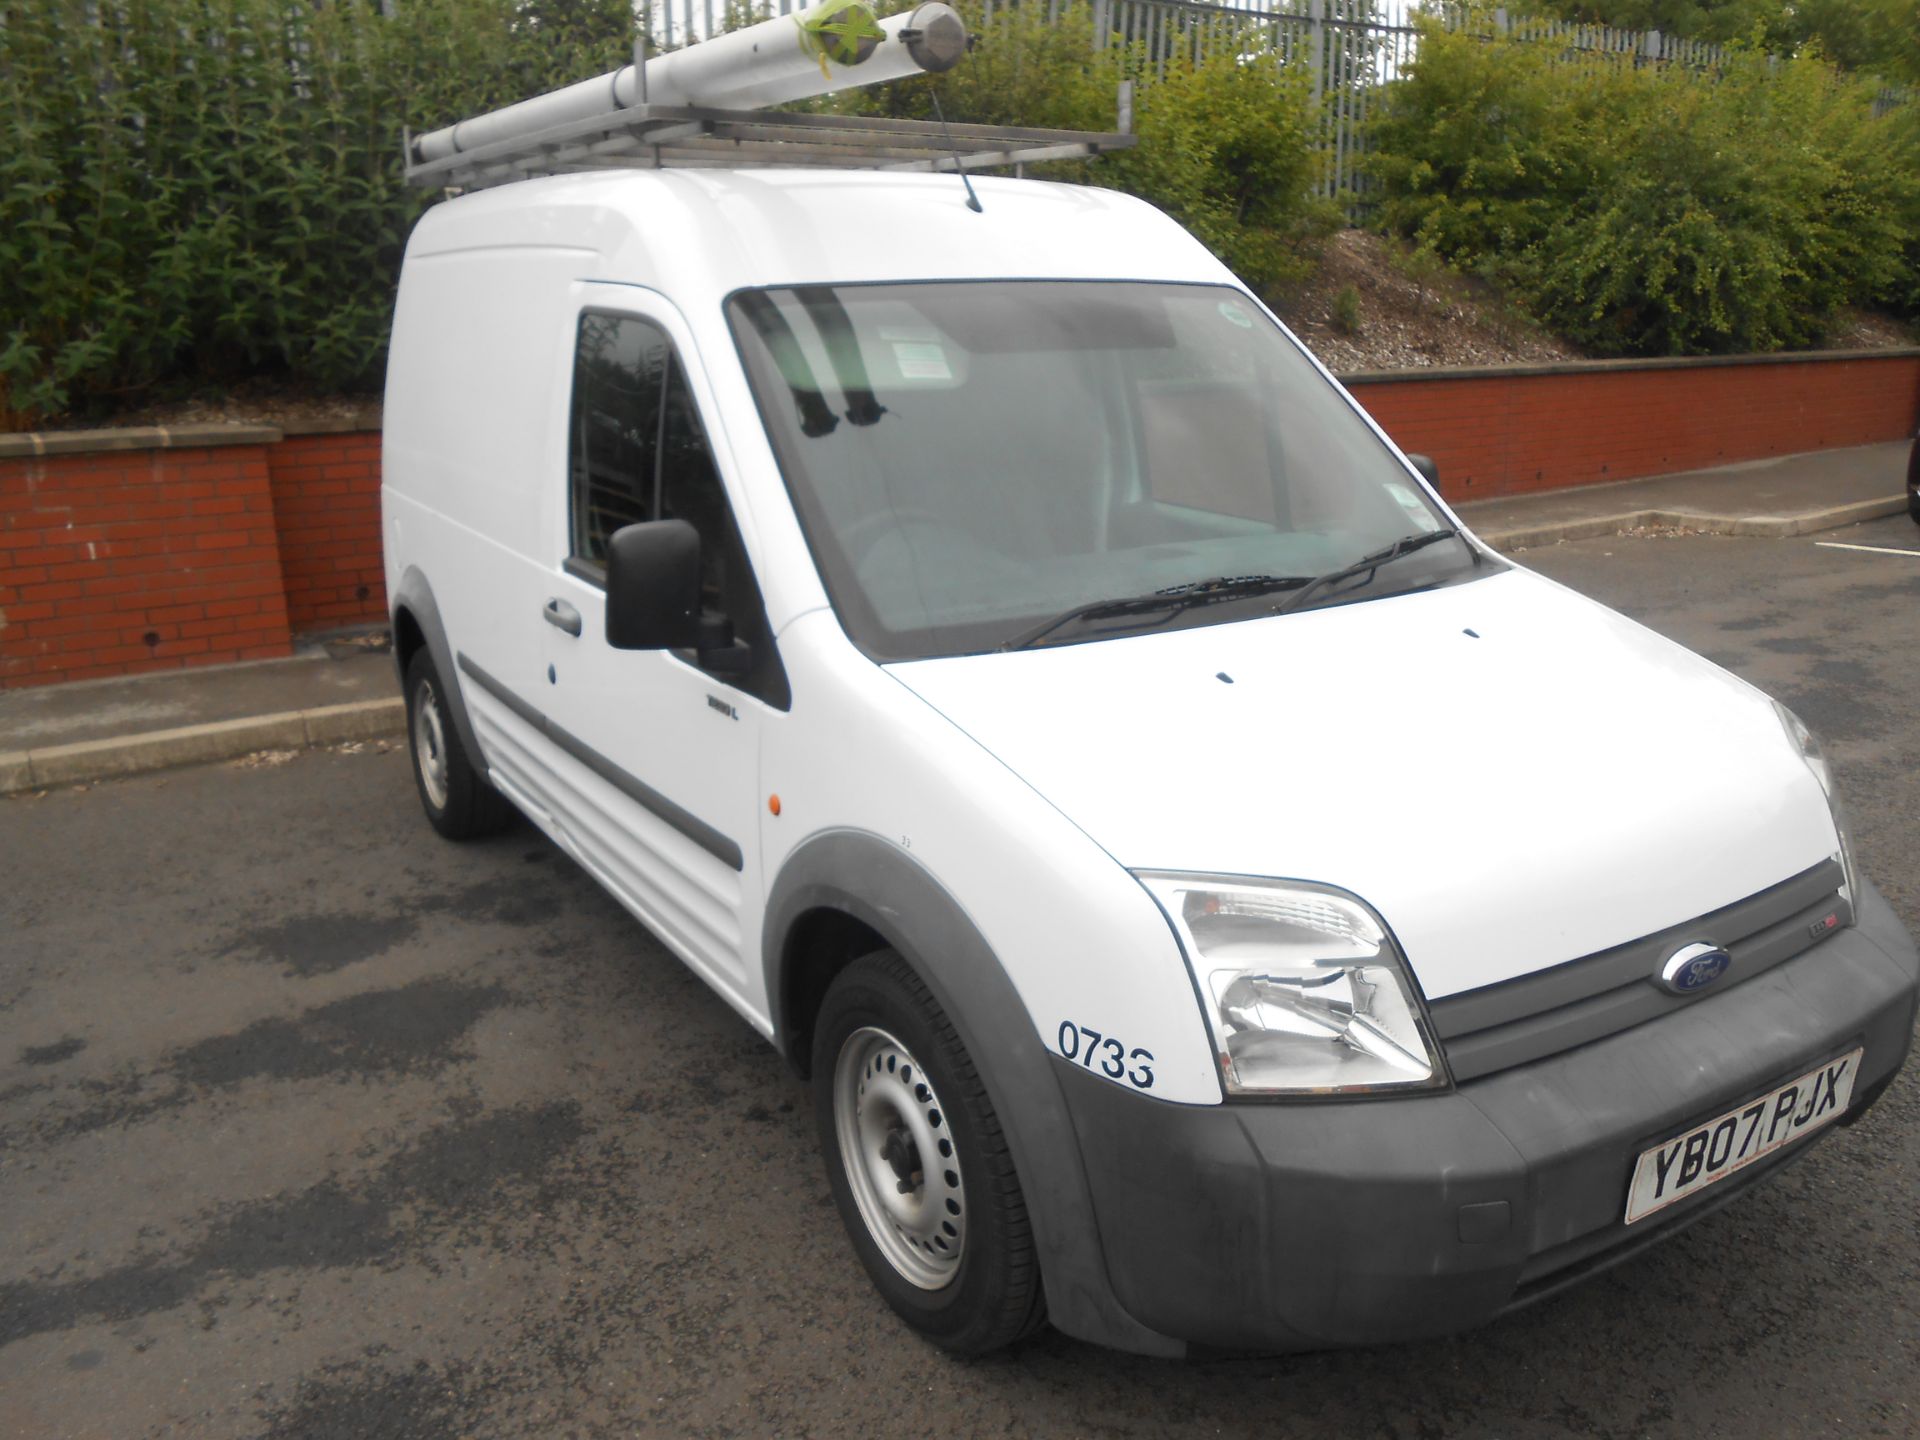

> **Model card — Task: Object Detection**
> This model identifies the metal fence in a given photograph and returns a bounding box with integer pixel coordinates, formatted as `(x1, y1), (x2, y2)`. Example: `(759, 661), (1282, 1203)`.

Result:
(1093, 0), (1418, 202)
(638, 0), (1912, 205)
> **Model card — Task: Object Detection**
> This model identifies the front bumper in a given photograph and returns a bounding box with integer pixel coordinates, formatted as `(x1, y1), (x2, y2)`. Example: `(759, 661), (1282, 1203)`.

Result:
(1057, 878), (1919, 1354)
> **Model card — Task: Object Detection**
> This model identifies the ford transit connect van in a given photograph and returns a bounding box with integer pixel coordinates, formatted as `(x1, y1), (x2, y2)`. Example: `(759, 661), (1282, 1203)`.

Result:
(382, 168), (1918, 1357)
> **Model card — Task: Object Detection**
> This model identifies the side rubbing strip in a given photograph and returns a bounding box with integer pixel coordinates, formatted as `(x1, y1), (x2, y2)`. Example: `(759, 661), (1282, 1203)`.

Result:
(459, 652), (547, 732)
(456, 652), (745, 872)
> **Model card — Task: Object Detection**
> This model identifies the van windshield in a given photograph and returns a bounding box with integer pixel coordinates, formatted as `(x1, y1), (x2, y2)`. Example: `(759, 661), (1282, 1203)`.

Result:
(726, 280), (1480, 661)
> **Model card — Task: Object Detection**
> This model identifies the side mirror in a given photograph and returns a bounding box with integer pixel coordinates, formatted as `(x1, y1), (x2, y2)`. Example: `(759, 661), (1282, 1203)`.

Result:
(606, 519), (700, 650)
(1406, 453), (1441, 489)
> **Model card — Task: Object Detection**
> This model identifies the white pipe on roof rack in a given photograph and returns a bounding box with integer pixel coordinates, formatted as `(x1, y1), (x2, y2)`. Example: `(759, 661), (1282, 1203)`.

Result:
(410, 2), (967, 165)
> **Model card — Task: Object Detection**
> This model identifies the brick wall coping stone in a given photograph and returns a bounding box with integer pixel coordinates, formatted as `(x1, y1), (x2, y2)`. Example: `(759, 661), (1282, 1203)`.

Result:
(1336, 346), (1920, 386)
(5, 348), (1914, 454)
(0, 402), (385, 456)
(0, 422), (283, 459)
(277, 404), (383, 436)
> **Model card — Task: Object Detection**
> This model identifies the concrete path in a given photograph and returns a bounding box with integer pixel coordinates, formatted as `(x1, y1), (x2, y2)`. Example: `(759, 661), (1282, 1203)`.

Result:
(1, 439), (1911, 793)
(1458, 440), (1911, 550)
(1, 643), (402, 795)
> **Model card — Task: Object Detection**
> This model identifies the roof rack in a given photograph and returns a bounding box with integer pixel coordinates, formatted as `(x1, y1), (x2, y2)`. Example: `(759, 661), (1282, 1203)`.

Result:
(403, 99), (1136, 193)
(403, 2), (1135, 192)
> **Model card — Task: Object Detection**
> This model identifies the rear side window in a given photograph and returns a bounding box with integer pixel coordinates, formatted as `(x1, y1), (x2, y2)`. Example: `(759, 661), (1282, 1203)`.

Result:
(565, 310), (789, 707)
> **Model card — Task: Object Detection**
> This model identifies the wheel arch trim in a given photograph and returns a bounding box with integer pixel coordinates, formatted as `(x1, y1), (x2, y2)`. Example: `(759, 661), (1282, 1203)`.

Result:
(764, 827), (1185, 1357)
(390, 567), (483, 766)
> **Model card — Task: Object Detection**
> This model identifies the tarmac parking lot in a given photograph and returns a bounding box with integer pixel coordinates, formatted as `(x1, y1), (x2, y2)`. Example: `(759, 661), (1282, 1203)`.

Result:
(5, 514), (1920, 1440)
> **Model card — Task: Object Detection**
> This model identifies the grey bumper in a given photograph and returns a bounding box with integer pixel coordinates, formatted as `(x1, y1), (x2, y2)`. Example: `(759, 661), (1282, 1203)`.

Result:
(1055, 879), (1919, 1354)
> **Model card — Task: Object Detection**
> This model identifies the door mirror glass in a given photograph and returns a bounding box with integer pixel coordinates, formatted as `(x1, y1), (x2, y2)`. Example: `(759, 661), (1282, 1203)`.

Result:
(606, 519), (701, 650)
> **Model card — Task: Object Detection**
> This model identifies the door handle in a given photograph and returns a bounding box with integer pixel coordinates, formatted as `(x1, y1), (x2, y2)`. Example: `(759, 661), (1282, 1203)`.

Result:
(543, 597), (582, 637)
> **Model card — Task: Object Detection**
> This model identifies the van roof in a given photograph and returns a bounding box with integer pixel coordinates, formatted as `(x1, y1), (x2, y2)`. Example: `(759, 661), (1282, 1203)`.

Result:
(405, 168), (1234, 302)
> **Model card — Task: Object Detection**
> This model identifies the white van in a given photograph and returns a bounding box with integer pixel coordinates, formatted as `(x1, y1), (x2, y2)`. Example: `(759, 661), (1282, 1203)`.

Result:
(382, 167), (1918, 1357)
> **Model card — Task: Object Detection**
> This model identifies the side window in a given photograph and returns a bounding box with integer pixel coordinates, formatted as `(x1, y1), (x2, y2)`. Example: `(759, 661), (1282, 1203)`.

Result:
(657, 354), (732, 619)
(570, 313), (668, 563)
(566, 311), (789, 707)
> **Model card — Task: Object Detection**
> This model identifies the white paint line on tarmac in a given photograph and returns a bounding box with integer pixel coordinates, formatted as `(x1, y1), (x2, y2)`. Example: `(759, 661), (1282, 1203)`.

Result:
(1813, 541), (1920, 557)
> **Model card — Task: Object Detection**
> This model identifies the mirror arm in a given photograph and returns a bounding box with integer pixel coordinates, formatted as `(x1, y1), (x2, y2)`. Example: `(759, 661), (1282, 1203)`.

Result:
(695, 612), (753, 677)
(699, 642), (754, 677)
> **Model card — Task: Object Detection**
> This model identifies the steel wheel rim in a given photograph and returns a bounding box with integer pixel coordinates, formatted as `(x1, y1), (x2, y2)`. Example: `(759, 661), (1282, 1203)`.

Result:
(413, 678), (450, 810)
(833, 1025), (966, 1291)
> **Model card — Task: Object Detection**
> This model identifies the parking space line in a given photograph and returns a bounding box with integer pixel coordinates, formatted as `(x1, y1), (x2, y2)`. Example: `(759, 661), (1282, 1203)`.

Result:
(1813, 541), (1920, 557)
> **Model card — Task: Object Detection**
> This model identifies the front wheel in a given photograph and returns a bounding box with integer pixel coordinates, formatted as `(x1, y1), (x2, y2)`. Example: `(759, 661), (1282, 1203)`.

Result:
(812, 951), (1047, 1354)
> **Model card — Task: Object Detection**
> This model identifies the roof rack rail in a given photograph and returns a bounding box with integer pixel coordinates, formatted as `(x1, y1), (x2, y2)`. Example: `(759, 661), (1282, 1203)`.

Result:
(403, 98), (1136, 192)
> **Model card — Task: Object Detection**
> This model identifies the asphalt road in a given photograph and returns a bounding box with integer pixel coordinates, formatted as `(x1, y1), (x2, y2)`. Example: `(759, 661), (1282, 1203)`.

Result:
(5, 515), (1920, 1440)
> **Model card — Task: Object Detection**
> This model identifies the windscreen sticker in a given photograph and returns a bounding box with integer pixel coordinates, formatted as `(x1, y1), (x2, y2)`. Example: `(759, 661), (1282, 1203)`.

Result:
(1217, 299), (1255, 329)
(890, 341), (952, 382)
(1387, 482), (1443, 531)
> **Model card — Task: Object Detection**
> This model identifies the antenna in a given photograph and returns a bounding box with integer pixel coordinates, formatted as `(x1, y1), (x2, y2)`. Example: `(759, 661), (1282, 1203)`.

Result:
(929, 92), (983, 214)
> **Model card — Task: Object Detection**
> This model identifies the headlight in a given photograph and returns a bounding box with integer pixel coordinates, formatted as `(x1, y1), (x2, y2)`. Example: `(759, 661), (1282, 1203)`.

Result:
(1773, 701), (1858, 915)
(1136, 873), (1448, 1097)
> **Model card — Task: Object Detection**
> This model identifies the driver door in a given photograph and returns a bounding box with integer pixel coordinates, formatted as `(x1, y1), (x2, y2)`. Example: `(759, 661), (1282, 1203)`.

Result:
(537, 287), (787, 1020)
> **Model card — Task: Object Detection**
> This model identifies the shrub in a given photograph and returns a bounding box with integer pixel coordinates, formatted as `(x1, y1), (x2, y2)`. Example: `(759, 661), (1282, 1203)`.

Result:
(1331, 283), (1363, 334)
(1104, 45), (1338, 293)
(1367, 23), (1919, 354)
(1367, 27), (1606, 271)
(1532, 53), (1915, 352)
(1878, 98), (1920, 318)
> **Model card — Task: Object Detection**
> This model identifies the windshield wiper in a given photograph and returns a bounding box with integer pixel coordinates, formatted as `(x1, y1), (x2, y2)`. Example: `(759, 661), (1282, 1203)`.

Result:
(1000, 574), (1309, 652)
(1273, 528), (1467, 617)
(999, 533), (1473, 652)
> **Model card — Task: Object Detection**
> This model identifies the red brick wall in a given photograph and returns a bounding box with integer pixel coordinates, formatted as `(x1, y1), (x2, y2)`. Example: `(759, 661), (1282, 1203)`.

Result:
(268, 431), (387, 633)
(1347, 352), (1920, 501)
(2, 350), (1916, 688)
(1, 441), (294, 688)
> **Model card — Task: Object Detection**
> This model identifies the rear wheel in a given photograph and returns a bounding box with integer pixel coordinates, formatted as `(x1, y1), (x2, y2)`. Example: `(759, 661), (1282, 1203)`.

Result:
(1908, 433), (1919, 524)
(812, 950), (1047, 1354)
(404, 650), (514, 840)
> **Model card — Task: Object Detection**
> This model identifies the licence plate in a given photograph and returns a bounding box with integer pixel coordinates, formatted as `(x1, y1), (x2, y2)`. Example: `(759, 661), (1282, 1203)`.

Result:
(1624, 1049), (1862, 1225)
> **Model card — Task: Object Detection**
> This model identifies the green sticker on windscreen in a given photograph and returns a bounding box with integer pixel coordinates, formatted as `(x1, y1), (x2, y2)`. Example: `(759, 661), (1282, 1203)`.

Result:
(1218, 300), (1255, 329)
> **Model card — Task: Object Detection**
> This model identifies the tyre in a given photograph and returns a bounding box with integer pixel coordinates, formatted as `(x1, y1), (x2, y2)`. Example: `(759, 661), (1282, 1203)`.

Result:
(404, 649), (515, 840)
(812, 950), (1047, 1354)
(1908, 434), (1919, 525)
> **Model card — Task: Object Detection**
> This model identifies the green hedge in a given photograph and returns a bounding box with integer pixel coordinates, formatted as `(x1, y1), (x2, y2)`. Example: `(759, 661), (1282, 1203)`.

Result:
(1368, 23), (1920, 355)
(0, 0), (633, 427)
